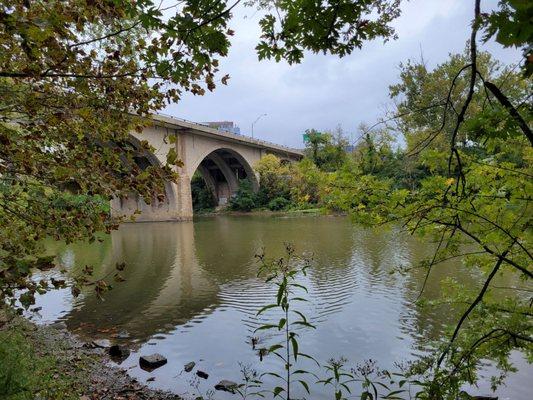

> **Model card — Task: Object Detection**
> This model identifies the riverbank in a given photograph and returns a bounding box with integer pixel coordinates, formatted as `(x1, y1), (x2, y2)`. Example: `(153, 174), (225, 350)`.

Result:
(0, 311), (179, 400)
(194, 207), (341, 218)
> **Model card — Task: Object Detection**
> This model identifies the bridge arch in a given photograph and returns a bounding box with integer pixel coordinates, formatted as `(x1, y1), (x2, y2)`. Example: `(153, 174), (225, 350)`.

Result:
(110, 135), (180, 221)
(191, 147), (259, 208)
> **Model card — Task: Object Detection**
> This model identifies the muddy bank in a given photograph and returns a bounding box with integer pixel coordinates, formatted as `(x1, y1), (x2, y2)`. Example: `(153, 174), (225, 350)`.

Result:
(0, 314), (180, 400)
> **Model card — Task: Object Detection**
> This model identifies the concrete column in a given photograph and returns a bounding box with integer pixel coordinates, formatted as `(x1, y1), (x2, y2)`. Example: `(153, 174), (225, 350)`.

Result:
(175, 173), (193, 219)
(175, 131), (193, 220)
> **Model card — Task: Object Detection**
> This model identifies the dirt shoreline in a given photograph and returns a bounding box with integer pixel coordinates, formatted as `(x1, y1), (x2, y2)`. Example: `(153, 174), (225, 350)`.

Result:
(1, 314), (180, 400)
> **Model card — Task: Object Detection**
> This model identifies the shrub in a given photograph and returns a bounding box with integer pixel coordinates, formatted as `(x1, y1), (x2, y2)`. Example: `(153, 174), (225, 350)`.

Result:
(267, 197), (290, 211)
(191, 174), (217, 211)
(230, 179), (256, 211)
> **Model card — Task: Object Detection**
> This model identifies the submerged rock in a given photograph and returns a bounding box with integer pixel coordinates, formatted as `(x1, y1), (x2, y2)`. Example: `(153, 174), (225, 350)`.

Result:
(184, 362), (195, 372)
(139, 354), (167, 371)
(215, 380), (238, 393)
(196, 370), (209, 379)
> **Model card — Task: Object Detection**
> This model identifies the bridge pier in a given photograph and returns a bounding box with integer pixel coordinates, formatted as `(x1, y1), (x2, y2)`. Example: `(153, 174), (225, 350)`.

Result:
(175, 173), (193, 220)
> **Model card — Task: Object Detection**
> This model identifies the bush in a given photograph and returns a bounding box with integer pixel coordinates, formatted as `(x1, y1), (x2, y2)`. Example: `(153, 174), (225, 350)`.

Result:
(267, 196), (290, 211)
(230, 179), (256, 211)
(191, 174), (217, 211)
(254, 154), (291, 207)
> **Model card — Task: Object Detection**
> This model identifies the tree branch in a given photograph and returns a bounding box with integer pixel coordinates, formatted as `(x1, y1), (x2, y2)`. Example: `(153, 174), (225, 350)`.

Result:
(437, 245), (511, 367)
(484, 80), (533, 146)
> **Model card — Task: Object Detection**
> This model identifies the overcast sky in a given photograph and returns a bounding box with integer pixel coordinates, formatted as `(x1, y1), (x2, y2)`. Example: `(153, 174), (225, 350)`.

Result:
(164, 0), (520, 148)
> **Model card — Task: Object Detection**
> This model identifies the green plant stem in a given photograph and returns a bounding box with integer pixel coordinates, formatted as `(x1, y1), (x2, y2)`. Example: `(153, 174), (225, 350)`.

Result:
(285, 291), (290, 400)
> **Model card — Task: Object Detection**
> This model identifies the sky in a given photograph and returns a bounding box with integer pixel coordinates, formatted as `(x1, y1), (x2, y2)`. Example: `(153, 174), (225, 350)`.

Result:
(164, 0), (520, 148)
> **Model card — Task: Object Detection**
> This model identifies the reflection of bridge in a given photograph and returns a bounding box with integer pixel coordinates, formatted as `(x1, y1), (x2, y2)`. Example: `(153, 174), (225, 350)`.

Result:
(111, 114), (303, 221)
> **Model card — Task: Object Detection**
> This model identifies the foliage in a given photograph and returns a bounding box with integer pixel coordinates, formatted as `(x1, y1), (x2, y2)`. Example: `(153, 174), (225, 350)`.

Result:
(234, 364), (266, 399)
(303, 128), (349, 172)
(289, 158), (326, 206)
(317, 357), (354, 400)
(253, 0), (401, 64)
(230, 179), (257, 211)
(253, 247), (422, 399)
(254, 154), (292, 207)
(480, 0), (533, 76)
(0, 0), (401, 305)
(0, 319), (88, 399)
(322, 28), (533, 400)
(0, 0), (231, 305)
(255, 244), (317, 399)
(267, 197), (291, 211)
(191, 173), (217, 212)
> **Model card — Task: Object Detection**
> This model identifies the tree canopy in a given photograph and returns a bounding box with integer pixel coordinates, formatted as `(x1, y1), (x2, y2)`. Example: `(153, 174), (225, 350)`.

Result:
(0, 0), (401, 305)
(0, 0), (531, 398)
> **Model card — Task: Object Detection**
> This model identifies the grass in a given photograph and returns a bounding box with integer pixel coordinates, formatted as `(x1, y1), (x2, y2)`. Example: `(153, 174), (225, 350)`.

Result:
(0, 317), (91, 400)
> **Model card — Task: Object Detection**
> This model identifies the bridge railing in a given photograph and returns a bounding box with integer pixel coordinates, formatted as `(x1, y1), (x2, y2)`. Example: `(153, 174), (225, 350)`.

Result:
(154, 112), (303, 155)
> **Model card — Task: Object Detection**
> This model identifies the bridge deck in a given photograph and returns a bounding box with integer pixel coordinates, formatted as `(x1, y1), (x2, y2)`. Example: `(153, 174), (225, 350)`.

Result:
(152, 113), (303, 159)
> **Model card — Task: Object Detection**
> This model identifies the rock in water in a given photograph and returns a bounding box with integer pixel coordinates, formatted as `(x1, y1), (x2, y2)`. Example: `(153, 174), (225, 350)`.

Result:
(196, 370), (209, 379)
(109, 345), (130, 361)
(215, 380), (238, 393)
(92, 339), (112, 348)
(184, 362), (195, 372)
(139, 354), (167, 371)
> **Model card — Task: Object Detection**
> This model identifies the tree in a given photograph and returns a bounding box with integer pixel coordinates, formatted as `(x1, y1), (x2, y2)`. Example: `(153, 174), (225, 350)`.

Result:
(325, 2), (532, 396)
(229, 179), (257, 211)
(304, 128), (349, 171)
(0, 0), (401, 306)
(254, 154), (292, 207)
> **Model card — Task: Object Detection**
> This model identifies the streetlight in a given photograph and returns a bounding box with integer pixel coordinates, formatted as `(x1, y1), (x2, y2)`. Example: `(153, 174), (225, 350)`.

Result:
(251, 113), (267, 139)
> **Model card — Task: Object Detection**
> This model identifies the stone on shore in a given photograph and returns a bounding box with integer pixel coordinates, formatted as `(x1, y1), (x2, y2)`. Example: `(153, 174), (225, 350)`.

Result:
(49, 321), (67, 330)
(109, 345), (130, 360)
(139, 354), (167, 371)
(92, 339), (112, 348)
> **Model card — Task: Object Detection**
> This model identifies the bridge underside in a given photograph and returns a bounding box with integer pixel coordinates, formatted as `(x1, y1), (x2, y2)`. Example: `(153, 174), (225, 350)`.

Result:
(195, 148), (256, 207)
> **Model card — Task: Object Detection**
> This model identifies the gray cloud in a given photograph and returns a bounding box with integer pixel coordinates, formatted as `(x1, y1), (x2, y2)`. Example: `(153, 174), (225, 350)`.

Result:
(164, 0), (520, 148)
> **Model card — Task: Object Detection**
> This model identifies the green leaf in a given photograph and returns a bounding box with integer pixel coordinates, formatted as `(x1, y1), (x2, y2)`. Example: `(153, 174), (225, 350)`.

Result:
(166, 147), (178, 165)
(298, 380), (310, 394)
(273, 386), (285, 397)
(276, 281), (285, 305)
(257, 303), (277, 315)
(254, 324), (278, 332)
(290, 336), (298, 360)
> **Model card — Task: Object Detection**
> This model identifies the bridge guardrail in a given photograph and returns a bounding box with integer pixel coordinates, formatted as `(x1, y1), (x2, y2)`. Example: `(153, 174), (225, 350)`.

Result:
(155, 112), (303, 155)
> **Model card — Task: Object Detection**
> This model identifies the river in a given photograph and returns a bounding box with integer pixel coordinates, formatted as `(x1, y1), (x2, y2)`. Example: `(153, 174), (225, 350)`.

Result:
(31, 215), (531, 399)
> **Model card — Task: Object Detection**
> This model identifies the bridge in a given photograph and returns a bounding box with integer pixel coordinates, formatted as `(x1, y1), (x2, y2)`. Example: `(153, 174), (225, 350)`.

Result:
(111, 114), (303, 221)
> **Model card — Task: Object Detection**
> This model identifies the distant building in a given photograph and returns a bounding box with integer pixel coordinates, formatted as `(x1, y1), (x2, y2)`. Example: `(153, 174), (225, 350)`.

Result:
(204, 121), (241, 135)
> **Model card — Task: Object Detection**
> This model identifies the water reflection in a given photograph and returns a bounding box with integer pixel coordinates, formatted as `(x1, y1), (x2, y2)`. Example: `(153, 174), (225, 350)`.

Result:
(34, 215), (530, 399)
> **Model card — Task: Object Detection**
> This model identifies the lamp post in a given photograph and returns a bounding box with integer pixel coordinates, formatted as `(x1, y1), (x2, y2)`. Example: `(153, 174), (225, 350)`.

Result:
(251, 113), (267, 139)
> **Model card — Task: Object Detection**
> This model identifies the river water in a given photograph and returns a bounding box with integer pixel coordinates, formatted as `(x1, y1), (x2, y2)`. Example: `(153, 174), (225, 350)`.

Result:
(31, 215), (530, 399)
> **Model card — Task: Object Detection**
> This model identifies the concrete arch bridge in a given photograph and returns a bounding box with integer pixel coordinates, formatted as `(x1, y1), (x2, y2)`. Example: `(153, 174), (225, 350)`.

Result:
(111, 114), (303, 221)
